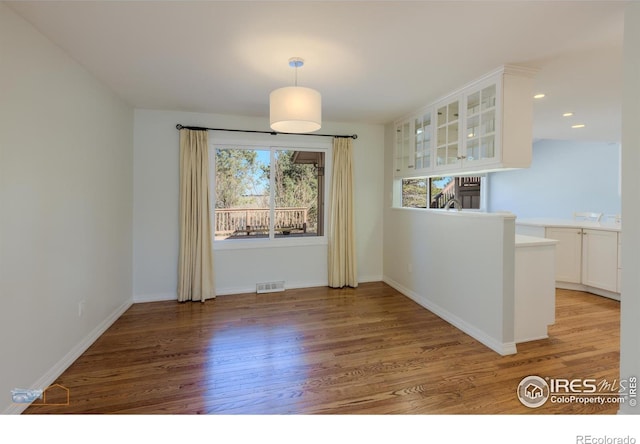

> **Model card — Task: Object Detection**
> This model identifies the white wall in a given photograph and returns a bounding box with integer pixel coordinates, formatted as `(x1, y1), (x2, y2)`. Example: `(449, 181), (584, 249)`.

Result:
(619, 0), (640, 415)
(487, 139), (621, 219)
(0, 4), (133, 414)
(133, 109), (384, 300)
(383, 124), (516, 355)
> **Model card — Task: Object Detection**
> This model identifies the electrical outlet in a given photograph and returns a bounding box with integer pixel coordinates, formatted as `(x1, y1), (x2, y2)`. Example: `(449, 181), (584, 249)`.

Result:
(78, 300), (85, 317)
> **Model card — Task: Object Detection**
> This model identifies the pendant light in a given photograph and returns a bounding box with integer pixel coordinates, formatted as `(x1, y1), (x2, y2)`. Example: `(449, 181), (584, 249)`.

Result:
(270, 57), (322, 133)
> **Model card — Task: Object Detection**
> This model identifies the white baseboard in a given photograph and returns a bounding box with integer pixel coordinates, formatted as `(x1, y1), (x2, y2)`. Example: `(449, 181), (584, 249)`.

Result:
(515, 333), (549, 343)
(556, 282), (621, 301)
(134, 276), (384, 301)
(133, 292), (177, 303)
(3, 298), (132, 415)
(358, 274), (384, 284)
(383, 276), (517, 356)
(214, 286), (255, 296)
(284, 280), (329, 291)
(142, 282), (332, 298)
(216, 280), (329, 296)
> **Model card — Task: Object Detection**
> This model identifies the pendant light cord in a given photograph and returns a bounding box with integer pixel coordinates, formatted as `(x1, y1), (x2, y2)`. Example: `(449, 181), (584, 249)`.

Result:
(289, 57), (304, 87)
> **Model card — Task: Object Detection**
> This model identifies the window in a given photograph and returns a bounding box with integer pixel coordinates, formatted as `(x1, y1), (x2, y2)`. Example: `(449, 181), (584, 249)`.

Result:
(212, 145), (326, 241)
(401, 176), (484, 209)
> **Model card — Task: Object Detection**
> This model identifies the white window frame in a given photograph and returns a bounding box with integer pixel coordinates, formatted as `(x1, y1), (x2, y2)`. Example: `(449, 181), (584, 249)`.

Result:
(395, 175), (488, 212)
(209, 137), (331, 251)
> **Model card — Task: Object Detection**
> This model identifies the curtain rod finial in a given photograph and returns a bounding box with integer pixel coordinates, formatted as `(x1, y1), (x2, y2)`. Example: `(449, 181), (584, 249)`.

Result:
(176, 124), (184, 130)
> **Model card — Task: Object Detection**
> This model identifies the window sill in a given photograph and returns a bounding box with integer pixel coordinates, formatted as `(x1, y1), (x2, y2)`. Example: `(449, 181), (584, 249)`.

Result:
(214, 236), (328, 251)
(391, 206), (485, 213)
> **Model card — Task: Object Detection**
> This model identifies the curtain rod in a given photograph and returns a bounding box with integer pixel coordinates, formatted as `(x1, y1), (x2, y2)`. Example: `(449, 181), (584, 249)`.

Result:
(176, 124), (357, 139)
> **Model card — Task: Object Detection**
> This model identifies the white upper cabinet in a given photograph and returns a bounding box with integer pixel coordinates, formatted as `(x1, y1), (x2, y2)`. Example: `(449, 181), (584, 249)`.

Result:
(393, 65), (536, 178)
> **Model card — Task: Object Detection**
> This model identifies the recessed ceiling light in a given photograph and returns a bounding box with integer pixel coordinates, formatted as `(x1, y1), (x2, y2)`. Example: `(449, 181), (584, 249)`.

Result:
(533, 93), (545, 99)
(572, 124), (586, 129)
(563, 112), (574, 117)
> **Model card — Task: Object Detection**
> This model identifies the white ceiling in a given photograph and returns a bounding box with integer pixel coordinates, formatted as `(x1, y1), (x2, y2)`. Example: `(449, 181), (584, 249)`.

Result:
(6, 0), (626, 142)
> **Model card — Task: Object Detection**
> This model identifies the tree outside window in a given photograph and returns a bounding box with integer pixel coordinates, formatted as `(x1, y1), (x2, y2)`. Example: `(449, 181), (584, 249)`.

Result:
(213, 147), (325, 240)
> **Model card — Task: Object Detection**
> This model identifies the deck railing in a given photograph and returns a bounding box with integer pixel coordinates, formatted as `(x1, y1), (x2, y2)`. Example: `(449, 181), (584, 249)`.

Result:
(430, 176), (482, 209)
(215, 207), (309, 236)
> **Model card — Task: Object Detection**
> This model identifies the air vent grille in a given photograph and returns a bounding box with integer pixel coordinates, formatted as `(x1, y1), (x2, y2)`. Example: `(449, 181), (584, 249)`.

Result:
(256, 281), (285, 294)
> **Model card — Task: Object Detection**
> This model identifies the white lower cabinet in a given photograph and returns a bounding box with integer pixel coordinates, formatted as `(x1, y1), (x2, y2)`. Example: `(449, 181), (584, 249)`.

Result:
(514, 236), (557, 343)
(545, 227), (582, 284)
(544, 226), (619, 297)
(582, 229), (618, 292)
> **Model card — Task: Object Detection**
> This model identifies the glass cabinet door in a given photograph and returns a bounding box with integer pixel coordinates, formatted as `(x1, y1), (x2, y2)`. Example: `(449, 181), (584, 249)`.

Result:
(394, 124), (402, 174)
(465, 83), (496, 163)
(414, 111), (432, 170)
(401, 121), (412, 170)
(394, 120), (413, 175)
(436, 99), (460, 167)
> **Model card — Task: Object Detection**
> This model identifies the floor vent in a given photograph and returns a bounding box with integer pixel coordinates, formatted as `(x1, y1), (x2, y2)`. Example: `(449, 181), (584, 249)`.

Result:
(256, 281), (285, 294)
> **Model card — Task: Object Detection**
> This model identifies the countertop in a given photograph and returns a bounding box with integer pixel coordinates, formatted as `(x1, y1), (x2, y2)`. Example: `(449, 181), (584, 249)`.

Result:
(516, 218), (621, 232)
(515, 234), (559, 247)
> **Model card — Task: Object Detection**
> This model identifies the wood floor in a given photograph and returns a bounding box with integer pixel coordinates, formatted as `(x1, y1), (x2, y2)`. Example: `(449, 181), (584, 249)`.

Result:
(23, 282), (621, 414)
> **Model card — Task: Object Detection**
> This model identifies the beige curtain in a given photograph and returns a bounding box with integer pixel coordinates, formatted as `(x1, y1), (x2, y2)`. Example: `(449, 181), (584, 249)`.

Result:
(328, 137), (358, 288)
(178, 129), (215, 302)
